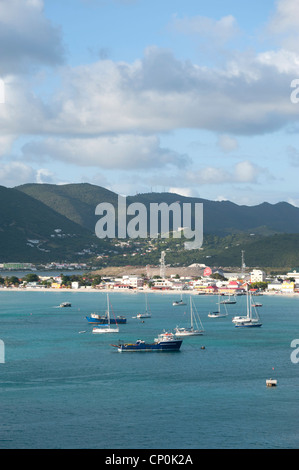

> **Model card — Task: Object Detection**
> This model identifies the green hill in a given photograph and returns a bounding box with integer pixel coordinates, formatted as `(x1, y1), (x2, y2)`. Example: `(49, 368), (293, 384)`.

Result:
(6, 183), (299, 267)
(94, 232), (299, 269)
(17, 183), (118, 232)
(0, 185), (108, 262)
(129, 192), (299, 235)
(17, 184), (299, 236)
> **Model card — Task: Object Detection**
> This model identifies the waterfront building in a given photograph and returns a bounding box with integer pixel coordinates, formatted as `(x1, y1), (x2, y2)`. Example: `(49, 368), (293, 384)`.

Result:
(287, 268), (299, 281)
(250, 269), (266, 283)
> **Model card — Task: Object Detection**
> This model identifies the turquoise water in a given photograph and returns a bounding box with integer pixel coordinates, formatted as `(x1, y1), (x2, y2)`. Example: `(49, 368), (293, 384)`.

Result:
(0, 291), (298, 449)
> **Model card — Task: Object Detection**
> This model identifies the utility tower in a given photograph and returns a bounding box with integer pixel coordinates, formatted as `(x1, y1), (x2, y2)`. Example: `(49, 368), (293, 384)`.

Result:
(160, 251), (166, 279)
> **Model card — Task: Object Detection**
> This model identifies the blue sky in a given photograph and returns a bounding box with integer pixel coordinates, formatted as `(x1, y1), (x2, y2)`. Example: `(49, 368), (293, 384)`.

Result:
(0, 0), (299, 206)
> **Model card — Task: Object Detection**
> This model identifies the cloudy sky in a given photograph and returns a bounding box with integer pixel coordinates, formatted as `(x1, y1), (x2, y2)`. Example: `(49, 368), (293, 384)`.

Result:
(0, 0), (299, 205)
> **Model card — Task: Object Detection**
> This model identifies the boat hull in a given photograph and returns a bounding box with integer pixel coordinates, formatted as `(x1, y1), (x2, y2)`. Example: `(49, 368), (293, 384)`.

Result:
(86, 316), (126, 324)
(93, 327), (119, 334)
(174, 328), (204, 336)
(115, 340), (182, 352)
(208, 313), (228, 318)
(234, 322), (262, 328)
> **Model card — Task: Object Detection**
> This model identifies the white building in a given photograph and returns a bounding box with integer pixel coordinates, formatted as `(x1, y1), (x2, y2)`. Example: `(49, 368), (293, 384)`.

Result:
(267, 280), (282, 291)
(250, 269), (266, 283)
(287, 268), (299, 281)
(121, 276), (144, 289)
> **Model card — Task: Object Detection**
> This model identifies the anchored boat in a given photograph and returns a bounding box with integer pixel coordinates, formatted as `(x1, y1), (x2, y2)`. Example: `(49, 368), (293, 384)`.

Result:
(266, 379), (277, 387)
(232, 292), (262, 328)
(136, 294), (152, 319)
(92, 294), (119, 334)
(208, 295), (229, 319)
(172, 294), (187, 307)
(174, 297), (204, 336)
(86, 294), (126, 324)
(111, 331), (182, 352)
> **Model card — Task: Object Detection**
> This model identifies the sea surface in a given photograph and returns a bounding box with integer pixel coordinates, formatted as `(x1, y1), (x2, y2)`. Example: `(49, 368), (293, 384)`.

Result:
(0, 290), (298, 449)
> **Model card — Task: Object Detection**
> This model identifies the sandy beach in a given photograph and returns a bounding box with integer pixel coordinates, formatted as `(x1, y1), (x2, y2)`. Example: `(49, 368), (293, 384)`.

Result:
(1, 286), (298, 297)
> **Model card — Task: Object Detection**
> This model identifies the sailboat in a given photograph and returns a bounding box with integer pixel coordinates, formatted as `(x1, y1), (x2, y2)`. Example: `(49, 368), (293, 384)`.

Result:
(92, 294), (119, 334)
(172, 293), (187, 306)
(136, 294), (152, 319)
(174, 297), (204, 336)
(220, 295), (236, 305)
(232, 292), (262, 328)
(208, 295), (229, 318)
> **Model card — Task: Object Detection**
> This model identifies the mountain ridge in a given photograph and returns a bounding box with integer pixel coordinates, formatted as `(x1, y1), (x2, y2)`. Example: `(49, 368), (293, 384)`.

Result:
(16, 183), (299, 235)
(0, 185), (107, 262)
(0, 182), (296, 266)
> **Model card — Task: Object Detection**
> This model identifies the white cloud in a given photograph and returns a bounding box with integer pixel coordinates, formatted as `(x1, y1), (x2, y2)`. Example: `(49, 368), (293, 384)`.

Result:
(234, 161), (261, 183)
(0, 0), (64, 76)
(288, 198), (299, 207)
(0, 161), (58, 187)
(217, 134), (239, 153)
(257, 49), (299, 74)
(0, 1), (298, 196)
(268, 0), (299, 34)
(267, 0), (299, 52)
(185, 160), (266, 185)
(168, 187), (194, 198)
(21, 134), (191, 170)
(0, 161), (35, 186)
(36, 168), (56, 184)
(170, 14), (239, 45)
(1, 46), (298, 139)
(0, 135), (15, 157)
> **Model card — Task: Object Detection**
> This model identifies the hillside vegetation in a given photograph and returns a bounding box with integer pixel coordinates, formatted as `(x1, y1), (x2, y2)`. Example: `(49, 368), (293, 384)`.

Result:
(0, 183), (296, 267)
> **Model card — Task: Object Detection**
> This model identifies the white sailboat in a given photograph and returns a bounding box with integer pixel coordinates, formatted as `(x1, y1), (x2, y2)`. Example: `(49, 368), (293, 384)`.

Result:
(232, 292), (262, 328)
(172, 293), (187, 306)
(208, 295), (229, 318)
(174, 297), (204, 337)
(92, 294), (119, 334)
(136, 294), (152, 318)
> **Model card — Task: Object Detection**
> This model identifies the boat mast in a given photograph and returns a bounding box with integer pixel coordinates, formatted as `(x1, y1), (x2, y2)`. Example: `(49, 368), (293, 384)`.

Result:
(107, 293), (110, 325)
(145, 293), (148, 313)
(190, 297), (193, 329)
(246, 288), (250, 320)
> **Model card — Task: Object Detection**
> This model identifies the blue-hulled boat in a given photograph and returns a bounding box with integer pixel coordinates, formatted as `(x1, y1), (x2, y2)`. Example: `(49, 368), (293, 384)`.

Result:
(111, 331), (182, 352)
(86, 313), (127, 324)
(86, 294), (127, 324)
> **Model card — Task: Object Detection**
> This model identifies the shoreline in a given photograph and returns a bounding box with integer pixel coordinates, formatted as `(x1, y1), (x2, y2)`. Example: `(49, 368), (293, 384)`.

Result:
(1, 287), (298, 297)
